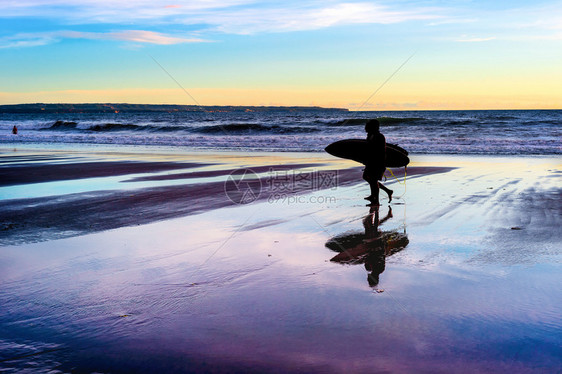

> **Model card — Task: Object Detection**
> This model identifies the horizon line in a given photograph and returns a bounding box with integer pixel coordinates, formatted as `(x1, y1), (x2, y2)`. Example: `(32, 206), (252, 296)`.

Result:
(1, 102), (560, 112)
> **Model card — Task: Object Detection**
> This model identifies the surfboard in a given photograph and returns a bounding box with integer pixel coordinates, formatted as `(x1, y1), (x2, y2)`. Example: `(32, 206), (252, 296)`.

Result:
(325, 139), (409, 167)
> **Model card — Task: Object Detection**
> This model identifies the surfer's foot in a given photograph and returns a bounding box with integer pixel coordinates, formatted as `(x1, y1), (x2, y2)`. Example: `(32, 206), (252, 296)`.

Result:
(387, 190), (393, 202)
(364, 195), (373, 201)
(366, 196), (380, 207)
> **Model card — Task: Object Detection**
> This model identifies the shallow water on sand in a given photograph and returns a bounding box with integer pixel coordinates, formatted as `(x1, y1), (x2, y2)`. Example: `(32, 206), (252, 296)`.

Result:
(0, 154), (560, 373)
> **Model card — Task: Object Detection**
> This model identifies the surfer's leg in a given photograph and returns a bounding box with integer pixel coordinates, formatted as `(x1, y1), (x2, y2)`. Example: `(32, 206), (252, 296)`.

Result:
(363, 167), (377, 201)
(378, 182), (393, 202)
(368, 182), (380, 205)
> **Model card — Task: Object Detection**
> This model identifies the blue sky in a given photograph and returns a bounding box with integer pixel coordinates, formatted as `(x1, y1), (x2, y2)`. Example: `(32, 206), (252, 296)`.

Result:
(1, 0), (560, 109)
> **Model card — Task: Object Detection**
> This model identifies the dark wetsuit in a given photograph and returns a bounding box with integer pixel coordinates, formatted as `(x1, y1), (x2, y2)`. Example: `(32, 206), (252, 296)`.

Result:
(363, 131), (386, 182)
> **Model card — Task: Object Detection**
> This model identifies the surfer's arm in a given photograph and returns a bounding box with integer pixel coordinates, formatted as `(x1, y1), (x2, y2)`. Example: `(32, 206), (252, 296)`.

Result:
(381, 134), (387, 160)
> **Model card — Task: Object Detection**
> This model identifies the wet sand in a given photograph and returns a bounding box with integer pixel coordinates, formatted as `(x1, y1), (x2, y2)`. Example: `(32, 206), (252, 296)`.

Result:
(0, 147), (560, 373)
(0, 150), (450, 245)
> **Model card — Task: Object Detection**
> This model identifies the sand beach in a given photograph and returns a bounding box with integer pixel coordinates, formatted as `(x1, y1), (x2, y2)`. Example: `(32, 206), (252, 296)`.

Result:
(0, 146), (560, 373)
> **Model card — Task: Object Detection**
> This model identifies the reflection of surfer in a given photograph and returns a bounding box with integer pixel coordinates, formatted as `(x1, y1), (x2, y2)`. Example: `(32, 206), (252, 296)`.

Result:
(363, 119), (392, 206)
(326, 205), (409, 288)
(363, 206), (392, 287)
(364, 205), (393, 238)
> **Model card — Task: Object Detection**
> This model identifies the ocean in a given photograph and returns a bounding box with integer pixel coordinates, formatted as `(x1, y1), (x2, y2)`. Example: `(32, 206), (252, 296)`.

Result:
(1, 109), (560, 155)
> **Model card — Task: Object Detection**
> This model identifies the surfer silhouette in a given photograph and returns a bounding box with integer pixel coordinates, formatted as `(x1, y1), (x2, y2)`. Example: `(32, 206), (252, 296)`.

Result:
(363, 119), (392, 206)
(12, 125), (18, 135)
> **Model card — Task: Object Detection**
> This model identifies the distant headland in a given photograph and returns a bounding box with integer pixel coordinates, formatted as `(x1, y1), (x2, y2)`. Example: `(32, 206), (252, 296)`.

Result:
(0, 103), (349, 114)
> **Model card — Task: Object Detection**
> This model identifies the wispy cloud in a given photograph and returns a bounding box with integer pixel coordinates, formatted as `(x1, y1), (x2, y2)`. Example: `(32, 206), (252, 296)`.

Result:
(0, 1), (443, 34)
(3, 1), (559, 47)
(206, 3), (441, 34)
(0, 35), (56, 49)
(427, 18), (477, 27)
(64, 30), (206, 44)
(505, 32), (562, 41)
(0, 30), (207, 48)
(0, 0), (257, 21)
(456, 36), (496, 42)
(446, 3), (562, 43)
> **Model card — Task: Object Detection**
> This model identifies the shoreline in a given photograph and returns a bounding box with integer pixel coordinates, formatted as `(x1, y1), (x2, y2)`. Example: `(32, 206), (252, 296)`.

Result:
(2, 140), (561, 158)
(0, 147), (454, 245)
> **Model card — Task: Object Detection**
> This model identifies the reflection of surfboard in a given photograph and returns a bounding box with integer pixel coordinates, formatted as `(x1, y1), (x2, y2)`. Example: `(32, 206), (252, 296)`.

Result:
(326, 231), (409, 264)
(325, 139), (409, 167)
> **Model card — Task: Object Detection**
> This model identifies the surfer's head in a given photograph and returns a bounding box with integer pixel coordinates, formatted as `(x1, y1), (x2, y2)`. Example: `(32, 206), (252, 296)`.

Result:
(365, 119), (380, 134)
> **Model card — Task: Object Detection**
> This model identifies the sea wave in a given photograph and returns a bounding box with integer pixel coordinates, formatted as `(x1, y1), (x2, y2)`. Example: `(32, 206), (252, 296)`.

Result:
(319, 117), (426, 126)
(44, 120), (78, 130)
(38, 120), (324, 134)
(87, 123), (141, 132)
(377, 117), (425, 125)
(188, 123), (321, 134)
(2, 109), (560, 155)
(40, 121), (185, 133)
(197, 123), (268, 133)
